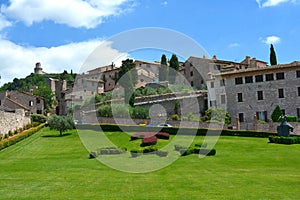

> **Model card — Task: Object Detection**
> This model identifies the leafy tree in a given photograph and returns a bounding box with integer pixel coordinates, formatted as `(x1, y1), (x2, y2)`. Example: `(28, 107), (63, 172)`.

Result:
(203, 108), (231, 125)
(159, 54), (168, 81)
(33, 86), (56, 114)
(270, 44), (277, 66)
(169, 54), (179, 84)
(48, 115), (75, 136)
(117, 59), (137, 105)
(271, 105), (282, 122)
(97, 105), (112, 117)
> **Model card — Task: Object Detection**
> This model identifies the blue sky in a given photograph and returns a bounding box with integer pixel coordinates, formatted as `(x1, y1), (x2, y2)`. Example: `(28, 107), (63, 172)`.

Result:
(0, 0), (299, 85)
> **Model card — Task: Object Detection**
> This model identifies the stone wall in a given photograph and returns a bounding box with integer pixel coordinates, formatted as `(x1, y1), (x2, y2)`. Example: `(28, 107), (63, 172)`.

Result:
(0, 109), (31, 136)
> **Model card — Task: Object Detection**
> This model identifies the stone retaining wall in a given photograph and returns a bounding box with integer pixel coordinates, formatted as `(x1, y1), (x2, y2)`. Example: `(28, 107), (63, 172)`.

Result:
(0, 109), (31, 136)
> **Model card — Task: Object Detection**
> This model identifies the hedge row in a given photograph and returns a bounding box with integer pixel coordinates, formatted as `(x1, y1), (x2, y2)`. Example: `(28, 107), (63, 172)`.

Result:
(174, 144), (216, 156)
(89, 147), (127, 158)
(0, 123), (45, 151)
(269, 136), (300, 144)
(77, 124), (276, 138)
(130, 148), (168, 158)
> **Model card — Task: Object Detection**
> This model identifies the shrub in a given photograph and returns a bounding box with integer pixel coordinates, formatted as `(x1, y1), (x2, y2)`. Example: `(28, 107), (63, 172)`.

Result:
(4, 134), (9, 139)
(271, 105), (282, 122)
(143, 146), (158, 154)
(174, 145), (186, 151)
(199, 149), (216, 156)
(141, 136), (157, 147)
(97, 105), (112, 117)
(131, 106), (149, 119)
(98, 147), (126, 155)
(203, 108), (231, 125)
(130, 149), (143, 157)
(172, 114), (179, 121)
(156, 150), (168, 157)
(155, 132), (170, 140)
(269, 136), (300, 144)
(179, 148), (193, 156)
(31, 114), (47, 124)
(8, 130), (13, 136)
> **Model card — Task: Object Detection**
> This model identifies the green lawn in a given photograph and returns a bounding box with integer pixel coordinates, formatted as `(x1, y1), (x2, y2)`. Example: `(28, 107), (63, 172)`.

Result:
(0, 127), (299, 199)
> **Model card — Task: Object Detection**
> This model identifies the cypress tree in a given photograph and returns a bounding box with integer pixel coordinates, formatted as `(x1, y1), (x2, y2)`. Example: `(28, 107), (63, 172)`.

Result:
(271, 105), (282, 122)
(169, 54), (179, 84)
(159, 54), (168, 81)
(270, 44), (277, 66)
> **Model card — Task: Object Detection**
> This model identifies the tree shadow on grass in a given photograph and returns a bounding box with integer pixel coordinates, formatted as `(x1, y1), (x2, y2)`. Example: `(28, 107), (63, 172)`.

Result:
(42, 133), (72, 138)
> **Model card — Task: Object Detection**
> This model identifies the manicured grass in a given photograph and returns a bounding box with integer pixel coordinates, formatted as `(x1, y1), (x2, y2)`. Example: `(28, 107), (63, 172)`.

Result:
(0, 127), (299, 199)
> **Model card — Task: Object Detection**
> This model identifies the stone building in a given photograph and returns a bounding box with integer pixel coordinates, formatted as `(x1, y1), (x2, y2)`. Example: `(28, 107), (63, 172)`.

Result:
(207, 61), (300, 129)
(0, 90), (44, 115)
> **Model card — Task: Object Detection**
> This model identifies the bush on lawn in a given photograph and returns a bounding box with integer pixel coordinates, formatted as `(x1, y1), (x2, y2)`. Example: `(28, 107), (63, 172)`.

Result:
(143, 146), (158, 154)
(269, 136), (300, 144)
(89, 152), (97, 159)
(98, 147), (126, 155)
(141, 136), (157, 147)
(194, 142), (208, 148)
(130, 149), (143, 157)
(156, 150), (168, 157)
(155, 132), (170, 140)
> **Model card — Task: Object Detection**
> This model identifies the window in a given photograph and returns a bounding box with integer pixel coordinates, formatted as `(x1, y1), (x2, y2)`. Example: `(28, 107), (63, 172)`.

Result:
(36, 98), (40, 104)
(281, 109), (286, 116)
(237, 93), (243, 102)
(238, 113), (244, 122)
(235, 77), (243, 85)
(37, 110), (42, 114)
(210, 82), (214, 88)
(266, 74), (274, 81)
(0, 100), (1, 106)
(220, 79), (225, 86)
(276, 72), (284, 80)
(257, 91), (263, 100)
(210, 100), (216, 107)
(255, 75), (263, 82)
(297, 108), (300, 119)
(214, 65), (221, 70)
(256, 111), (268, 122)
(298, 87), (300, 96)
(29, 101), (34, 107)
(245, 76), (253, 83)
(297, 70), (300, 78)
(191, 81), (194, 87)
(278, 88), (284, 98)
(190, 71), (193, 77)
(220, 95), (226, 104)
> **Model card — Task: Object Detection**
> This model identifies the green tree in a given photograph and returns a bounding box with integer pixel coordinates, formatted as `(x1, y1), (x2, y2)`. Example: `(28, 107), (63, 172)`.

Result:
(271, 105), (282, 122)
(33, 86), (56, 114)
(169, 54), (179, 84)
(48, 115), (75, 136)
(159, 54), (168, 81)
(117, 59), (137, 105)
(270, 44), (277, 66)
(203, 108), (231, 125)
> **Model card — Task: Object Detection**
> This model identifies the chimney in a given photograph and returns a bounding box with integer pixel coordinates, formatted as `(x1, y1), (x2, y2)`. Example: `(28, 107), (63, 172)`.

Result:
(212, 55), (217, 60)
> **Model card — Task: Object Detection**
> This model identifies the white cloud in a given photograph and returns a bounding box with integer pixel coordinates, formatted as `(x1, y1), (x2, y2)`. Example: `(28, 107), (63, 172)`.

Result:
(0, 38), (128, 86)
(0, 13), (11, 30)
(256, 0), (298, 8)
(1, 0), (132, 29)
(228, 43), (240, 48)
(261, 36), (281, 44)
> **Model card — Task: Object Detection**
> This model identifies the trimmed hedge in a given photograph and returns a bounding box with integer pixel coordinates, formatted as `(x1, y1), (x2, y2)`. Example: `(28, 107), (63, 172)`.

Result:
(174, 144), (216, 156)
(269, 136), (300, 144)
(141, 136), (157, 147)
(76, 124), (277, 138)
(0, 123), (45, 151)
